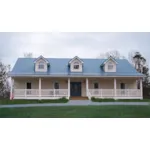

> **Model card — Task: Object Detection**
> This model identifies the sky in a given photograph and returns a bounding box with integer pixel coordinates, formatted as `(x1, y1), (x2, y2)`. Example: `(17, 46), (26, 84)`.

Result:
(0, 32), (150, 69)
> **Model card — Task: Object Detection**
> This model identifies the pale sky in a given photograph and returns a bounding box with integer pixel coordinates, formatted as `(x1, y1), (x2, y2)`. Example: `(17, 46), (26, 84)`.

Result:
(0, 32), (150, 69)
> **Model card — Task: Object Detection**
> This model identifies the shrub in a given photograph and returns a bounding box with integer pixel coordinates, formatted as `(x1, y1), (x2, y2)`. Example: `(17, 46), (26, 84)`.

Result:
(91, 98), (115, 102)
(91, 98), (150, 102)
(91, 97), (96, 100)
(58, 97), (68, 101)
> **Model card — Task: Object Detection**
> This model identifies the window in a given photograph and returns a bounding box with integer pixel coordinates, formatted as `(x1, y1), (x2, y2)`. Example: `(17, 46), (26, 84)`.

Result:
(120, 83), (126, 95)
(73, 62), (80, 69)
(26, 82), (31, 95)
(54, 82), (59, 89)
(120, 83), (126, 89)
(38, 61), (44, 69)
(26, 82), (32, 89)
(94, 83), (99, 89)
(108, 62), (113, 70)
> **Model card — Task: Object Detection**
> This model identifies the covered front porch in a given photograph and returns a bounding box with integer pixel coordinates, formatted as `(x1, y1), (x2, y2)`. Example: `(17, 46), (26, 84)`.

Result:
(10, 77), (143, 100)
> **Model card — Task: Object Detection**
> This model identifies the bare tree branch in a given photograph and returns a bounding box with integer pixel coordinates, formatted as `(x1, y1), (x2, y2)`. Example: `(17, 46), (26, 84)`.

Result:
(0, 60), (10, 98)
(24, 52), (33, 58)
(98, 50), (125, 59)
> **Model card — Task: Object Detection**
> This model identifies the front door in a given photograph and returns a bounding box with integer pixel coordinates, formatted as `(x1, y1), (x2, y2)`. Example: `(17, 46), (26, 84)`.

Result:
(70, 82), (81, 96)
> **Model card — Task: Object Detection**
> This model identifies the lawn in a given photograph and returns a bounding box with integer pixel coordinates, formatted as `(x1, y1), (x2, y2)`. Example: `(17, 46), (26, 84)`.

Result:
(1, 105), (150, 118)
(0, 98), (68, 105)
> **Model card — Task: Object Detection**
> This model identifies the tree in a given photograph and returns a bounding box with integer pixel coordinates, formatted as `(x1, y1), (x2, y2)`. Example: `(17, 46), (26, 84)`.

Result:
(98, 50), (125, 59)
(128, 50), (137, 65)
(0, 60), (10, 98)
(131, 52), (150, 88)
(24, 52), (33, 58)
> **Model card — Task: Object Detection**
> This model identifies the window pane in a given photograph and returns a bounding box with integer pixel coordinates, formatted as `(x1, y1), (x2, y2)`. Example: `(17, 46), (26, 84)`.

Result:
(94, 83), (99, 89)
(108, 65), (113, 70)
(39, 65), (44, 69)
(120, 83), (125, 89)
(26, 82), (31, 89)
(74, 65), (79, 69)
(54, 82), (59, 89)
(38, 62), (44, 69)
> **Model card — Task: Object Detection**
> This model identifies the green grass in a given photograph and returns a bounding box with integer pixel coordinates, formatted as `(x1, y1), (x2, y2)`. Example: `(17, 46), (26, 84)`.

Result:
(1, 105), (150, 118)
(0, 98), (68, 105)
(91, 97), (150, 102)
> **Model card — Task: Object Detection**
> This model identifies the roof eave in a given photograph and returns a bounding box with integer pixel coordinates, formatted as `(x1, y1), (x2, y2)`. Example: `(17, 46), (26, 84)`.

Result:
(9, 73), (144, 78)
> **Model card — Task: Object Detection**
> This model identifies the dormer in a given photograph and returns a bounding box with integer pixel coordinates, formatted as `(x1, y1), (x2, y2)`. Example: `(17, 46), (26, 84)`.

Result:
(101, 56), (117, 72)
(69, 56), (84, 72)
(34, 55), (49, 72)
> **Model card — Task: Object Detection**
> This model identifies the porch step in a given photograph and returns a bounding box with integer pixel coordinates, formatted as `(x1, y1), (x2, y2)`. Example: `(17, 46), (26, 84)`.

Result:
(70, 96), (89, 100)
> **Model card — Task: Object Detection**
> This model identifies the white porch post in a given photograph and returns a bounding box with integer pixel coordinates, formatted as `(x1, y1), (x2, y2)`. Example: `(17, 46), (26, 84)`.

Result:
(114, 78), (116, 99)
(140, 78), (143, 99)
(68, 78), (70, 99)
(39, 78), (41, 100)
(86, 78), (89, 97)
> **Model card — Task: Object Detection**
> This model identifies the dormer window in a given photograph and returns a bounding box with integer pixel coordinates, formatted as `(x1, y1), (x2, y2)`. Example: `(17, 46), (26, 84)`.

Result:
(69, 56), (84, 72)
(38, 61), (45, 69)
(34, 55), (49, 72)
(73, 62), (80, 69)
(108, 62), (113, 70)
(100, 56), (117, 72)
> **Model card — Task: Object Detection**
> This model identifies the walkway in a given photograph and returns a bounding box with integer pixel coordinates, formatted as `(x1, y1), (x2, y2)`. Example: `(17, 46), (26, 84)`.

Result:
(0, 100), (150, 108)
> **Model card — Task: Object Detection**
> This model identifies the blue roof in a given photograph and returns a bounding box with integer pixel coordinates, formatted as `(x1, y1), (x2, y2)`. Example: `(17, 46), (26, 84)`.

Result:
(10, 58), (143, 77)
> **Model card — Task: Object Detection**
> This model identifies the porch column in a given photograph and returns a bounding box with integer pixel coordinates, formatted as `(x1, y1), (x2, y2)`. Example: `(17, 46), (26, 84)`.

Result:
(68, 78), (70, 99)
(86, 78), (89, 97)
(39, 78), (41, 99)
(140, 78), (143, 99)
(114, 78), (116, 99)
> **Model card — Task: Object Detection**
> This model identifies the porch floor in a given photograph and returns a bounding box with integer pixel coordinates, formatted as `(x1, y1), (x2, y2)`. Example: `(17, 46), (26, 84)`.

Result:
(70, 96), (89, 100)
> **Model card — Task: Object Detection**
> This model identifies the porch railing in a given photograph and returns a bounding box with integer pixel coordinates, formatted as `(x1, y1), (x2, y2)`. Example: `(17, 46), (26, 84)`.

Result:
(88, 89), (141, 98)
(14, 89), (68, 98)
(116, 89), (141, 97)
(14, 89), (142, 99)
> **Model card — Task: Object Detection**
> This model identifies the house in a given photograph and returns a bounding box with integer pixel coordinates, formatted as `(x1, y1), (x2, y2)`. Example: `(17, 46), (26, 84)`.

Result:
(9, 55), (143, 100)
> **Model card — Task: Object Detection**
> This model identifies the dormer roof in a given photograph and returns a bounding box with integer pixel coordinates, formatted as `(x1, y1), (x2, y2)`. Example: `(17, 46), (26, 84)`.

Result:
(34, 55), (49, 64)
(100, 56), (118, 67)
(68, 56), (84, 64)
